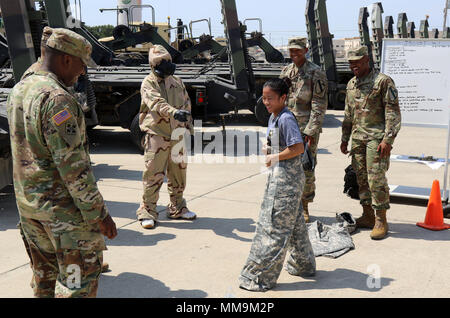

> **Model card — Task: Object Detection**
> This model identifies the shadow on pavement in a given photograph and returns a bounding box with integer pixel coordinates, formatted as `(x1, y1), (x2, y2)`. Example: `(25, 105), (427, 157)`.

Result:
(88, 129), (141, 155)
(105, 201), (141, 220)
(105, 201), (178, 222)
(275, 268), (394, 292)
(94, 164), (143, 182)
(317, 148), (332, 155)
(387, 222), (450, 241)
(0, 185), (19, 231)
(159, 217), (256, 242)
(106, 228), (176, 247)
(98, 272), (208, 298)
(322, 113), (343, 129)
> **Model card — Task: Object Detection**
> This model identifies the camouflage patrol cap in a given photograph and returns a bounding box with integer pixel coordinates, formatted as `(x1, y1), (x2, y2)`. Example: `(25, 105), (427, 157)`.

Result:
(41, 26), (53, 46)
(46, 28), (96, 67)
(148, 44), (172, 67)
(288, 37), (308, 50)
(347, 45), (368, 61)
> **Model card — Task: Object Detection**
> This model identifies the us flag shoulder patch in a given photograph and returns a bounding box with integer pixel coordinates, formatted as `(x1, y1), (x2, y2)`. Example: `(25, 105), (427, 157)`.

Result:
(52, 109), (72, 126)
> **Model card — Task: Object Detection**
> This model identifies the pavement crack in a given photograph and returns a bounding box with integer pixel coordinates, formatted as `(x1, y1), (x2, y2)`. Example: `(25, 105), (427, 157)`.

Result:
(0, 263), (29, 276)
(100, 184), (141, 191)
(186, 172), (263, 203)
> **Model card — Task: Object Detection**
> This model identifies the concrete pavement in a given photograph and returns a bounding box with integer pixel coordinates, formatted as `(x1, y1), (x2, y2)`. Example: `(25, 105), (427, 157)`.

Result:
(0, 110), (449, 298)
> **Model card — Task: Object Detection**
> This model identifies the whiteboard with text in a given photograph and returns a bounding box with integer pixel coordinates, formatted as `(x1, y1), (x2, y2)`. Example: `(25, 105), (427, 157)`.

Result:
(380, 39), (450, 128)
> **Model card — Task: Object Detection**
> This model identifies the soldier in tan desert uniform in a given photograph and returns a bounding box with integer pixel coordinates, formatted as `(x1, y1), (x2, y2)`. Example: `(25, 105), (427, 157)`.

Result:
(137, 45), (196, 229)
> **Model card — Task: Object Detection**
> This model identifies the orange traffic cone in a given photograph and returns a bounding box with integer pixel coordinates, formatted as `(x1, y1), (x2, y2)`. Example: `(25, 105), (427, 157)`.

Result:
(417, 180), (450, 231)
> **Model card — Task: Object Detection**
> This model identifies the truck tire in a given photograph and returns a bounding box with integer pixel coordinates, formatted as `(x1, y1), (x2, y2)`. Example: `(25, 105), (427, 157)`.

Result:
(254, 96), (270, 126)
(0, 150), (12, 191)
(113, 25), (132, 40)
(130, 113), (145, 153)
(331, 86), (347, 110)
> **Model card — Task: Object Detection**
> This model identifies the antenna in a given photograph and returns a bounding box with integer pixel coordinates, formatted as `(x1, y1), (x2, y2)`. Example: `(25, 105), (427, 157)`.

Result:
(444, 0), (449, 31)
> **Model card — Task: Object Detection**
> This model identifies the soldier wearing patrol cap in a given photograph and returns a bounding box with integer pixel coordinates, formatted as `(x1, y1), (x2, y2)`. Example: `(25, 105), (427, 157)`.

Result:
(280, 37), (328, 223)
(7, 28), (117, 298)
(340, 45), (401, 240)
(136, 44), (196, 229)
(18, 27), (109, 274)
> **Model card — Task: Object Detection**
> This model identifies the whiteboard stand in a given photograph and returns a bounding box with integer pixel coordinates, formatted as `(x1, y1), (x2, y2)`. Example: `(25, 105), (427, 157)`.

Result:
(389, 186), (449, 201)
(381, 39), (450, 203)
(443, 114), (450, 202)
(389, 119), (450, 203)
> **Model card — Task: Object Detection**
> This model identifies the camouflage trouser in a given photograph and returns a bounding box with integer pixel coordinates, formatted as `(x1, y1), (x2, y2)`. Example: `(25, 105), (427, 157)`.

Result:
(18, 222), (32, 265)
(239, 156), (316, 291)
(302, 132), (320, 203)
(137, 134), (188, 221)
(19, 216), (105, 298)
(351, 138), (390, 210)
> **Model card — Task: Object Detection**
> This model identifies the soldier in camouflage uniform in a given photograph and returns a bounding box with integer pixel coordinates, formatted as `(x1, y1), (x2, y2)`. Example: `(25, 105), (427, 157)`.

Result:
(239, 78), (316, 292)
(280, 37), (328, 223)
(18, 26), (109, 273)
(137, 44), (196, 229)
(7, 28), (117, 298)
(341, 46), (401, 240)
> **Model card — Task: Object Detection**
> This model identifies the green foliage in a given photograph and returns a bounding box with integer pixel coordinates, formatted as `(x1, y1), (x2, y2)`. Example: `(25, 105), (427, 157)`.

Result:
(84, 25), (115, 39)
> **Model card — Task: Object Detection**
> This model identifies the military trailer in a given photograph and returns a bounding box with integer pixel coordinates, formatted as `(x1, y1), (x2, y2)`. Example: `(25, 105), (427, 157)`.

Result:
(0, 0), (284, 151)
(0, 0), (361, 155)
(0, 89), (12, 191)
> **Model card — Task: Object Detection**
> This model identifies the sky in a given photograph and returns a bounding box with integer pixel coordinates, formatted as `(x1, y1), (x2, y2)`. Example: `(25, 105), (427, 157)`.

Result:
(71, 0), (448, 47)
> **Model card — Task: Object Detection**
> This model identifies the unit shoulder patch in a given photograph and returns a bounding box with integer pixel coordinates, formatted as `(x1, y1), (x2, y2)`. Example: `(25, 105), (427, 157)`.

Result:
(314, 78), (326, 98)
(388, 86), (398, 101)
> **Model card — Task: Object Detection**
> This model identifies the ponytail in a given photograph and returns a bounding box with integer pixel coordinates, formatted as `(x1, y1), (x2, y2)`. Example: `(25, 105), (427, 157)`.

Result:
(263, 78), (291, 97)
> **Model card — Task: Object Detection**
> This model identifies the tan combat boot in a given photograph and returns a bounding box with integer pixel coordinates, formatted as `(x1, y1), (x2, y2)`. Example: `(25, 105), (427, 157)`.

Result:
(356, 205), (375, 229)
(370, 210), (389, 240)
(302, 200), (310, 223)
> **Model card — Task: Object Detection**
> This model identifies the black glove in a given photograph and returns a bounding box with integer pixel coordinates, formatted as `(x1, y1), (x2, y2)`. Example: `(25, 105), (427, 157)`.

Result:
(173, 110), (191, 122)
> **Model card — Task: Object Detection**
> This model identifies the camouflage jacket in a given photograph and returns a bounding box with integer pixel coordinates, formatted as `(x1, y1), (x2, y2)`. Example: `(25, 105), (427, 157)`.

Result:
(342, 70), (401, 145)
(280, 60), (328, 136)
(139, 72), (193, 138)
(7, 70), (108, 225)
(20, 58), (42, 81)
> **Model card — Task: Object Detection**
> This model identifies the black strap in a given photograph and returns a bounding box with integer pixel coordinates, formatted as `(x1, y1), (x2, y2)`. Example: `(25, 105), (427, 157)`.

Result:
(267, 115), (280, 147)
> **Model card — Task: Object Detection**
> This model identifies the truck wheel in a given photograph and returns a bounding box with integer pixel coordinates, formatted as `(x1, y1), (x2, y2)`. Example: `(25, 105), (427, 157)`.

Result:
(330, 87), (347, 110)
(254, 96), (270, 126)
(130, 114), (145, 153)
(113, 25), (132, 39)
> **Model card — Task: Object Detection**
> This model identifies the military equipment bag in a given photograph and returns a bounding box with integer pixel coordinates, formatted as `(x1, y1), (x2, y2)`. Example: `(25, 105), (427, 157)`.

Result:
(344, 164), (359, 199)
(302, 142), (315, 171)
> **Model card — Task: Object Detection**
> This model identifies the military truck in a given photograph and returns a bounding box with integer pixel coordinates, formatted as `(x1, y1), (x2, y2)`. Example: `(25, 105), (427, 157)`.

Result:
(0, 0), (358, 153)
(0, 0), (284, 150)
(0, 89), (12, 191)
